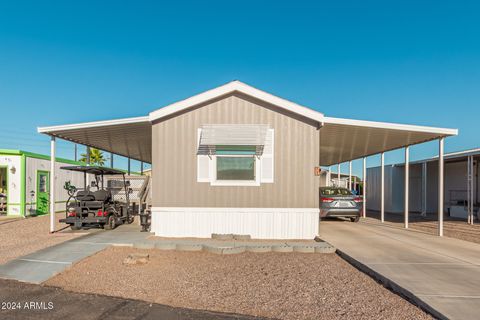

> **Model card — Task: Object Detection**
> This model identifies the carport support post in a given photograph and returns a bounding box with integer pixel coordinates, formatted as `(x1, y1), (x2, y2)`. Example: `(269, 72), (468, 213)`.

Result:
(337, 163), (341, 185)
(50, 136), (56, 233)
(381, 152), (385, 223)
(128, 158), (131, 175)
(86, 146), (91, 165)
(438, 137), (444, 236)
(326, 167), (331, 187)
(404, 146), (410, 229)
(348, 161), (352, 190)
(363, 157), (367, 218)
(110, 153), (114, 168)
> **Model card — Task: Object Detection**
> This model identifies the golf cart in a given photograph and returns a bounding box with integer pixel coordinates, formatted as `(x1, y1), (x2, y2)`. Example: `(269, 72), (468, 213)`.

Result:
(60, 166), (135, 230)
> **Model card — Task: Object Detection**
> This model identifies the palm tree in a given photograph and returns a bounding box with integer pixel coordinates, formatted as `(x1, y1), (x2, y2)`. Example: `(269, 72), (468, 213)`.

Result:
(80, 148), (106, 166)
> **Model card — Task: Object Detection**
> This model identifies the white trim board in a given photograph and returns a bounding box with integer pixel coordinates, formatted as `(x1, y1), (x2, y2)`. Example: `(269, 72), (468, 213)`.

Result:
(323, 116), (458, 136)
(37, 116), (150, 133)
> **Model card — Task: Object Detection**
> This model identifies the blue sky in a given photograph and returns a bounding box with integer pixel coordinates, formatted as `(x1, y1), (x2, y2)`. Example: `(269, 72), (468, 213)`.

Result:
(0, 1), (479, 175)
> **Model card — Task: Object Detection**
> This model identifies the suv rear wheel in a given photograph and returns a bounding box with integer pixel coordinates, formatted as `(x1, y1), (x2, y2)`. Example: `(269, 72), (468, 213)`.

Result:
(104, 214), (116, 230)
(350, 217), (360, 223)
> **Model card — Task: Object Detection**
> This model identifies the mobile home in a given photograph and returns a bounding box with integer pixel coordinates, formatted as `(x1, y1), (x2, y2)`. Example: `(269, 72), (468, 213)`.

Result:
(366, 148), (479, 221)
(0, 149), (88, 216)
(38, 81), (458, 238)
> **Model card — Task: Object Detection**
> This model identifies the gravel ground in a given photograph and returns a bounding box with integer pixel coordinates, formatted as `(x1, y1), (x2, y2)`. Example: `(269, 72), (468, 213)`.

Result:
(366, 211), (480, 244)
(0, 213), (83, 265)
(46, 247), (433, 320)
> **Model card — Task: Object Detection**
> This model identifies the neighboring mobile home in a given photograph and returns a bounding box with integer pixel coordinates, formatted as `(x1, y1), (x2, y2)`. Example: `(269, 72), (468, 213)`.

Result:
(0, 149), (88, 216)
(366, 148), (480, 221)
(38, 81), (458, 239)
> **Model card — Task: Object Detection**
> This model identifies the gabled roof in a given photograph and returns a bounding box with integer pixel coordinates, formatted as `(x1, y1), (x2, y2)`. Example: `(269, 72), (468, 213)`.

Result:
(149, 80), (325, 123)
(37, 80), (458, 165)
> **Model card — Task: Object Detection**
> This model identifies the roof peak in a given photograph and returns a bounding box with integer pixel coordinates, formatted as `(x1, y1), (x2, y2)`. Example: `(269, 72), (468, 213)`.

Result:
(148, 81), (324, 123)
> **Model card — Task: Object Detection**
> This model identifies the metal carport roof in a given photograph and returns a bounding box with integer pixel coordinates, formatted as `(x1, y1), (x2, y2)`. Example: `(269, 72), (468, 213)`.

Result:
(320, 117), (458, 166)
(37, 81), (458, 166)
(38, 116), (152, 163)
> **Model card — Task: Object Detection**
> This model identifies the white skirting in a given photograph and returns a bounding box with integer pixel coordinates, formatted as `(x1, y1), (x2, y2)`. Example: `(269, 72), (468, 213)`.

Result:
(151, 207), (320, 239)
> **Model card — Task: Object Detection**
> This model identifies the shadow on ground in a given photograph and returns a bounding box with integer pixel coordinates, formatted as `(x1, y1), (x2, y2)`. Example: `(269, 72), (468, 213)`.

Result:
(0, 279), (265, 320)
(364, 210), (480, 244)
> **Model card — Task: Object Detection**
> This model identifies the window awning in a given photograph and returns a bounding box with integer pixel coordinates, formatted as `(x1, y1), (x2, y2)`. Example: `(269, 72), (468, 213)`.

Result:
(198, 124), (269, 156)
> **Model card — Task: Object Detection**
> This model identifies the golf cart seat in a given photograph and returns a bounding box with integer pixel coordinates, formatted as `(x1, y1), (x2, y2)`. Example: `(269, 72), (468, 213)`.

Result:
(93, 190), (111, 202)
(76, 190), (95, 201)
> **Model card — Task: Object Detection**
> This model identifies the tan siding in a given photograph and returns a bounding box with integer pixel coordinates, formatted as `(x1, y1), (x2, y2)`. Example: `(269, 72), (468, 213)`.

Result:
(152, 93), (320, 208)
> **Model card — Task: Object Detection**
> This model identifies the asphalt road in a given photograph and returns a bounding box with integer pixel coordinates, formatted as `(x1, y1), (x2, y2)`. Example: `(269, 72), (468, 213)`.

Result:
(0, 279), (264, 320)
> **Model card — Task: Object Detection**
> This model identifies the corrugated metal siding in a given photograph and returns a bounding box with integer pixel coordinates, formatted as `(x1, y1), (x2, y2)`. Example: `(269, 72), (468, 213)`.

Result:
(366, 165), (404, 213)
(409, 164), (423, 213)
(152, 93), (320, 208)
(151, 208), (319, 239)
(367, 162), (443, 214)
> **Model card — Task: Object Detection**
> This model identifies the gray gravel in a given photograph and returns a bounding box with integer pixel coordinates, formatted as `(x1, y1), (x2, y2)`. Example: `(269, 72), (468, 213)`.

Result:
(0, 213), (82, 265)
(46, 247), (433, 320)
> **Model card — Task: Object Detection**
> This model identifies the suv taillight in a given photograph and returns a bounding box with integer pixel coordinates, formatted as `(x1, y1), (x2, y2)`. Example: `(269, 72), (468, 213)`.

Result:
(97, 210), (105, 217)
(354, 197), (363, 203)
(321, 197), (334, 203)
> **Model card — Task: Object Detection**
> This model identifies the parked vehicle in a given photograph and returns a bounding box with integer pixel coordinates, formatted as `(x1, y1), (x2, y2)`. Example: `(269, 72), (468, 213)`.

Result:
(320, 187), (362, 222)
(60, 166), (136, 230)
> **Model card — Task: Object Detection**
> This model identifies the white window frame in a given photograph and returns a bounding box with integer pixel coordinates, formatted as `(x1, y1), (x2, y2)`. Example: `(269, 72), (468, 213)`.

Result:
(196, 127), (274, 186)
(211, 154), (261, 187)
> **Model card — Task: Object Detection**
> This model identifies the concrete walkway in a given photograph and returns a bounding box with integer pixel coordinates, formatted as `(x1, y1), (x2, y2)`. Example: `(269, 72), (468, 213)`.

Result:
(0, 224), (149, 284)
(319, 219), (480, 320)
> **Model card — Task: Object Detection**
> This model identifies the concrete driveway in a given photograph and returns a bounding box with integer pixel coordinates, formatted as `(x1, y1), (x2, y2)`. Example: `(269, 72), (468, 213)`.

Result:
(0, 224), (150, 284)
(319, 218), (480, 320)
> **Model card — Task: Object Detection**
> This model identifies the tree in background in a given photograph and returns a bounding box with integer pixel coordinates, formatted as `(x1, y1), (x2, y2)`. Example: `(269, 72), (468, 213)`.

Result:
(80, 148), (106, 166)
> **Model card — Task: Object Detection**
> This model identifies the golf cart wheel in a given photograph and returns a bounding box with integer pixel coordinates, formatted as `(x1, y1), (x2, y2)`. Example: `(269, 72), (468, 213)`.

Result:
(350, 216), (360, 223)
(104, 215), (116, 230)
(127, 215), (135, 224)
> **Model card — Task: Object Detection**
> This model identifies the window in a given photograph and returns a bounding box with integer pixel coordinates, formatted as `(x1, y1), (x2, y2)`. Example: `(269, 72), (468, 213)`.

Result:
(217, 156), (255, 181)
(320, 188), (352, 196)
(197, 127), (274, 186)
(39, 174), (48, 192)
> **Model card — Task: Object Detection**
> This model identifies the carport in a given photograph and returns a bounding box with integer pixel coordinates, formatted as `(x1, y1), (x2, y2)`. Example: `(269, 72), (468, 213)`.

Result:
(38, 117), (152, 233)
(38, 81), (458, 238)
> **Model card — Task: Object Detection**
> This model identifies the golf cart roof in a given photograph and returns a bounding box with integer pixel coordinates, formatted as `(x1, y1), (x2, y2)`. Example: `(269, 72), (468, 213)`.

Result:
(60, 165), (125, 175)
